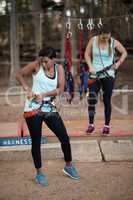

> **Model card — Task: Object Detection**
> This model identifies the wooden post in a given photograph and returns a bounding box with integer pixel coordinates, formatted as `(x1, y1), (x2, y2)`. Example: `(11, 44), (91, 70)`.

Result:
(32, 0), (42, 55)
(9, 0), (20, 86)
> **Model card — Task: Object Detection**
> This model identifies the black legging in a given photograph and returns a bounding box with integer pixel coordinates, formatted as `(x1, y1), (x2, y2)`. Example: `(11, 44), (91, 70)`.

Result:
(25, 112), (72, 169)
(88, 77), (114, 126)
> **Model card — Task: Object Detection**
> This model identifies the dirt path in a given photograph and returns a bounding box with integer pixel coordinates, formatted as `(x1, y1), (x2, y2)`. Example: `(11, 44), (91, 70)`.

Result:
(0, 160), (133, 200)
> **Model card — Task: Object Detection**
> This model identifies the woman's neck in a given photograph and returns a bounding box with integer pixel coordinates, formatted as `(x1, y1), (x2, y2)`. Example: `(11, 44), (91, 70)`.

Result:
(98, 37), (109, 49)
(42, 62), (54, 71)
(98, 37), (108, 45)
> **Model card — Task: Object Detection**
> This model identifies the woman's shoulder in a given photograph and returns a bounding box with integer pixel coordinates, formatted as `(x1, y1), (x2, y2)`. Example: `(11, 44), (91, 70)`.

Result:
(87, 36), (96, 46)
(55, 63), (64, 74)
(55, 63), (63, 69)
(91, 35), (97, 43)
(111, 37), (117, 47)
(111, 37), (118, 43)
(30, 60), (41, 74)
(53, 63), (63, 75)
(90, 35), (96, 41)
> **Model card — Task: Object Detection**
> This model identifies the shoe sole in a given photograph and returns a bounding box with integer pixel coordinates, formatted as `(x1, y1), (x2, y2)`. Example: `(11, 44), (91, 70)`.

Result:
(62, 169), (80, 180)
(86, 130), (95, 135)
(101, 133), (109, 137)
(35, 178), (48, 187)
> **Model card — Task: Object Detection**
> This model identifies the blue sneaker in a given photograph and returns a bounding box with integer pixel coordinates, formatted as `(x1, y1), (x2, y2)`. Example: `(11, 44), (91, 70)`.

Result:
(35, 172), (48, 187)
(63, 165), (80, 180)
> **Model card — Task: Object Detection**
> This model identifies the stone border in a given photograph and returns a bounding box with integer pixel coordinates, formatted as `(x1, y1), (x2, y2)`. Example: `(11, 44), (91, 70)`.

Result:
(1, 139), (133, 162)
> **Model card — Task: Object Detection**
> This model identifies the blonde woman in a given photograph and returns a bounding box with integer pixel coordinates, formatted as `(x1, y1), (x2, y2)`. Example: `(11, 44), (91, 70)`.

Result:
(85, 25), (127, 135)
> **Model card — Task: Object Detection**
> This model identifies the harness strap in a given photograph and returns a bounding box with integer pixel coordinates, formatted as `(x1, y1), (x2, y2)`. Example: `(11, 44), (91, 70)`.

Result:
(24, 99), (56, 118)
(98, 38), (115, 79)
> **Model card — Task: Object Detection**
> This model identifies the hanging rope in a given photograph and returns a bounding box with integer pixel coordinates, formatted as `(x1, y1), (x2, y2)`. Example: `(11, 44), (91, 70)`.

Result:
(77, 19), (84, 99)
(77, 19), (89, 99)
(87, 18), (95, 39)
(77, 19), (84, 73)
(64, 18), (74, 104)
(64, 18), (72, 72)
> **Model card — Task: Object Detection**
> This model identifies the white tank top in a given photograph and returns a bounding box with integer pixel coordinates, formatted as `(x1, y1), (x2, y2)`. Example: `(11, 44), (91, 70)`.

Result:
(24, 64), (58, 112)
(92, 36), (115, 78)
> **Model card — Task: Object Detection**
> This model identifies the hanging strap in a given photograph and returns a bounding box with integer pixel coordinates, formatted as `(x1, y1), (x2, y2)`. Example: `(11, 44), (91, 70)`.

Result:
(98, 38), (115, 78)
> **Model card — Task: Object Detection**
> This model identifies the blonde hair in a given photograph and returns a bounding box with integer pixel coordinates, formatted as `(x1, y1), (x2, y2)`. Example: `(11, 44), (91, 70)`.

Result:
(108, 38), (112, 57)
(98, 23), (112, 56)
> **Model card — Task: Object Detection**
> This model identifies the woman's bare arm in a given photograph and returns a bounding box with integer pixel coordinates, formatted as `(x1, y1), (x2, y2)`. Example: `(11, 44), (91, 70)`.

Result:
(16, 61), (38, 91)
(84, 37), (95, 73)
(114, 40), (127, 69)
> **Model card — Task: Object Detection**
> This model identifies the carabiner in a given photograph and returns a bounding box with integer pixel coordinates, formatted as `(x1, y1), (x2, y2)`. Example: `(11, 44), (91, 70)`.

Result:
(87, 18), (94, 30)
(66, 18), (71, 30)
(78, 18), (83, 30)
(97, 18), (102, 29)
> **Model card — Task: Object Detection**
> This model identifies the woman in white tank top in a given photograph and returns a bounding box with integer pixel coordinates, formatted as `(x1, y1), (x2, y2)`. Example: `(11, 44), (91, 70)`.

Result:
(84, 24), (127, 135)
(16, 47), (80, 187)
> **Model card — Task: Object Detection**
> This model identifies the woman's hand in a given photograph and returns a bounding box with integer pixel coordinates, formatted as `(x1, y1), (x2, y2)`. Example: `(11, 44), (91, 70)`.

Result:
(34, 93), (44, 104)
(112, 61), (121, 70)
(26, 89), (35, 100)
